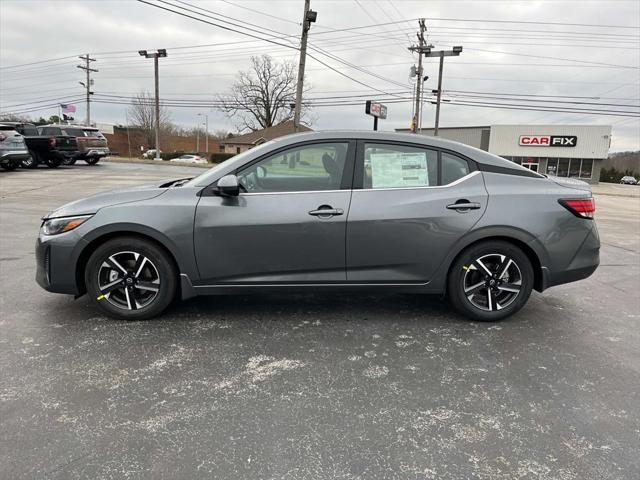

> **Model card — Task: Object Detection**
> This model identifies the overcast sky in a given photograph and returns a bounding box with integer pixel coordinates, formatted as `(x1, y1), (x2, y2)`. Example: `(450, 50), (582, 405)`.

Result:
(1, 0), (639, 151)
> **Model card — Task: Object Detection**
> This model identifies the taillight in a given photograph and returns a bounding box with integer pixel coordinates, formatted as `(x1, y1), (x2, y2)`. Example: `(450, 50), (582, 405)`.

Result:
(0, 133), (6, 141)
(48, 137), (56, 148)
(559, 198), (595, 219)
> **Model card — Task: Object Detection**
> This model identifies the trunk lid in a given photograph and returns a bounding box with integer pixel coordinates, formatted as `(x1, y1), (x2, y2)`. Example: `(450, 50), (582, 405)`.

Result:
(75, 136), (108, 153)
(548, 175), (592, 194)
(54, 135), (77, 152)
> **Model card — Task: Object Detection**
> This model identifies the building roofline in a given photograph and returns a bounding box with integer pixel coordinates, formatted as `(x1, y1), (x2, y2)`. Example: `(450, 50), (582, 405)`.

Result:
(396, 125), (490, 132)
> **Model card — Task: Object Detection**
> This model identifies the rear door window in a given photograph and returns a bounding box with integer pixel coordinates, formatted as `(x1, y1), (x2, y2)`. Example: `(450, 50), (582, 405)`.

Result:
(83, 129), (104, 138)
(363, 143), (438, 189)
(441, 152), (470, 185)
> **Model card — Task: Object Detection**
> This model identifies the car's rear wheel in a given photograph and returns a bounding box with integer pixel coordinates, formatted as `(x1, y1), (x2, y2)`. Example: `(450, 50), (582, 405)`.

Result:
(448, 241), (533, 322)
(46, 156), (62, 168)
(85, 157), (100, 165)
(85, 237), (177, 320)
(62, 157), (77, 166)
(22, 150), (40, 168)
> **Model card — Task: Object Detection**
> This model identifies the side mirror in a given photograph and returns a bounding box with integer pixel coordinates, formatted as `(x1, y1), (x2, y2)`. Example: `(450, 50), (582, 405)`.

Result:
(216, 174), (240, 197)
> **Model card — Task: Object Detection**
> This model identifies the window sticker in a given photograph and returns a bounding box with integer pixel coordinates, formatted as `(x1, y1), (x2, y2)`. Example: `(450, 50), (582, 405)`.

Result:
(370, 152), (429, 188)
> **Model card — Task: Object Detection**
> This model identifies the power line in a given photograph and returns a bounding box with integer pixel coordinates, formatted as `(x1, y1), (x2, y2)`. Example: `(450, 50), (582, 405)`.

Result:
(135, 0), (299, 51)
(419, 17), (640, 29)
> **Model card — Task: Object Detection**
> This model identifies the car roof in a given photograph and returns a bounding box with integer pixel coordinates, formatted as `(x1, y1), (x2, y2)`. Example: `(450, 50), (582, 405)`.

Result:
(43, 124), (95, 128)
(268, 130), (531, 170)
(0, 121), (33, 126)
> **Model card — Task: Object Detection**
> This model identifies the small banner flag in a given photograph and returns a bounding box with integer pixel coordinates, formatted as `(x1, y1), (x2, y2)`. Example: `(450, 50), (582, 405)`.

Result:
(61, 104), (76, 113)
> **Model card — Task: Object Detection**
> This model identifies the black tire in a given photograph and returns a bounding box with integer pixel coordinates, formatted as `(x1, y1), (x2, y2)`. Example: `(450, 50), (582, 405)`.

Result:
(1, 162), (19, 171)
(85, 156), (101, 165)
(22, 150), (40, 169)
(46, 156), (62, 168)
(447, 240), (534, 322)
(62, 157), (77, 166)
(85, 237), (177, 320)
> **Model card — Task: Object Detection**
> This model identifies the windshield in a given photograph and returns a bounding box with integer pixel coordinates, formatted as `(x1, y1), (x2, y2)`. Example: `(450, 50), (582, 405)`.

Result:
(83, 129), (103, 138)
(21, 125), (39, 135)
(185, 139), (279, 187)
(62, 128), (85, 137)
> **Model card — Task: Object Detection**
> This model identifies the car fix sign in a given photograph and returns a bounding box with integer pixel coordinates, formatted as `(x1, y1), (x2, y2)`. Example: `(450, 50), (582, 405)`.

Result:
(519, 135), (577, 147)
(365, 100), (388, 119)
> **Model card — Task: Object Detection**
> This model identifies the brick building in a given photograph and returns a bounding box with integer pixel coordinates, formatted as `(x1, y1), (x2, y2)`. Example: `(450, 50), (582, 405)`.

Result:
(103, 126), (219, 157)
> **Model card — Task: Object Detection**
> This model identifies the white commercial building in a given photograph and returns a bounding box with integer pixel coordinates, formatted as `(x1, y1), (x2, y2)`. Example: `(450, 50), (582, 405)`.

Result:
(396, 125), (612, 183)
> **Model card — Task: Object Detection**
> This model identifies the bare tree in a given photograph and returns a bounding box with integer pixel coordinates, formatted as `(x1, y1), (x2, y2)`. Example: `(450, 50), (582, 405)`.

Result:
(217, 55), (310, 132)
(127, 91), (174, 147)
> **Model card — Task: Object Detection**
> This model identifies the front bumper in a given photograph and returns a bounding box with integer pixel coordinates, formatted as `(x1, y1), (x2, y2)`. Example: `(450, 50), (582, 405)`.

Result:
(35, 230), (87, 295)
(0, 151), (30, 165)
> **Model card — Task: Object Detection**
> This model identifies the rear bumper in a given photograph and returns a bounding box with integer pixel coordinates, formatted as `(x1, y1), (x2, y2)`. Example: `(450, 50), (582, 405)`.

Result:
(544, 222), (600, 289)
(74, 148), (110, 159)
(0, 151), (30, 165)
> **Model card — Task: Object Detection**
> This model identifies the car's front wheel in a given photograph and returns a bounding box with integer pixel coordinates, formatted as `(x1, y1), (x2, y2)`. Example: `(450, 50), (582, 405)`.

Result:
(62, 157), (77, 166)
(1, 162), (19, 171)
(22, 150), (40, 168)
(85, 157), (101, 165)
(85, 237), (177, 320)
(448, 240), (534, 321)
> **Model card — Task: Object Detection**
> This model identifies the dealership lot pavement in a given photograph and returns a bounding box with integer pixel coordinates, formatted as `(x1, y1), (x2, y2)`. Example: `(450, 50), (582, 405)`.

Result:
(1, 162), (639, 479)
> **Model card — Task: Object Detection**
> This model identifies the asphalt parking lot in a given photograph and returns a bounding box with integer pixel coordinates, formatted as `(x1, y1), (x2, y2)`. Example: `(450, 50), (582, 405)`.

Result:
(1, 162), (639, 479)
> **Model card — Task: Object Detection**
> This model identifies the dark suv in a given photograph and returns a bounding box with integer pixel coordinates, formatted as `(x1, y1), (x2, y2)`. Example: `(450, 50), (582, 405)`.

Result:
(39, 125), (110, 165)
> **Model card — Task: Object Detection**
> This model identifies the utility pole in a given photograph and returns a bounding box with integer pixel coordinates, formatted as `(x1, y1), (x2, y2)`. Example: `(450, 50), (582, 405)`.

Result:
(77, 54), (97, 126)
(422, 46), (463, 136)
(293, 0), (317, 132)
(408, 20), (431, 134)
(139, 49), (167, 161)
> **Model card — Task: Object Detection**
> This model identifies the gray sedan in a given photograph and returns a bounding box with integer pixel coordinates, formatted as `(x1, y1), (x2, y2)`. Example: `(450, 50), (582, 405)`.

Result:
(36, 131), (599, 321)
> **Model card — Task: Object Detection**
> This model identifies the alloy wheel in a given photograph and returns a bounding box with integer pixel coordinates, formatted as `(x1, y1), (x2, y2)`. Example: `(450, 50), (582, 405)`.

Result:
(462, 253), (523, 312)
(97, 251), (160, 311)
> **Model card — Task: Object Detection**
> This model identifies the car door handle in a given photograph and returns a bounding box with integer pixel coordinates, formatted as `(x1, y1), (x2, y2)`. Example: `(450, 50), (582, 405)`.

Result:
(309, 206), (344, 217)
(446, 202), (481, 211)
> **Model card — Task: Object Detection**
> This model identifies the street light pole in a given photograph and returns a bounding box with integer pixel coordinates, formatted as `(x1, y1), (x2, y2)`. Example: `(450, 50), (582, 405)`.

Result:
(153, 55), (160, 160)
(138, 49), (167, 161)
(197, 113), (209, 155)
(421, 46), (463, 136)
(196, 117), (200, 152)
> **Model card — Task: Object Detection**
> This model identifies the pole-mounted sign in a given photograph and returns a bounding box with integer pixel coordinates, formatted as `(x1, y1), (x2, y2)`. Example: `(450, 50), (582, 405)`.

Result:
(365, 100), (388, 131)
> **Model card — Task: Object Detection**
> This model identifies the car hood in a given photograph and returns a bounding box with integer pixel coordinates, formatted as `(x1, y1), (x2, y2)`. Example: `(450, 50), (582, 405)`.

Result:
(45, 180), (174, 219)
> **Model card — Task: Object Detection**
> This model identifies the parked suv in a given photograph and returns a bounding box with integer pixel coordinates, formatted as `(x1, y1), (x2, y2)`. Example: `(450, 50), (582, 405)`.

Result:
(1, 122), (77, 168)
(0, 124), (31, 171)
(39, 125), (110, 165)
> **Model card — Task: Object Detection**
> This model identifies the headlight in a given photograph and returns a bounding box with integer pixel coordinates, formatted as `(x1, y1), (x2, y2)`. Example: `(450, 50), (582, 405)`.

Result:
(42, 215), (92, 235)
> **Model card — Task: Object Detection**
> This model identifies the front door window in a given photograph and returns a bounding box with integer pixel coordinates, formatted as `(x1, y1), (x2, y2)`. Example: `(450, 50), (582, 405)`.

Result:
(238, 142), (349, 193)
